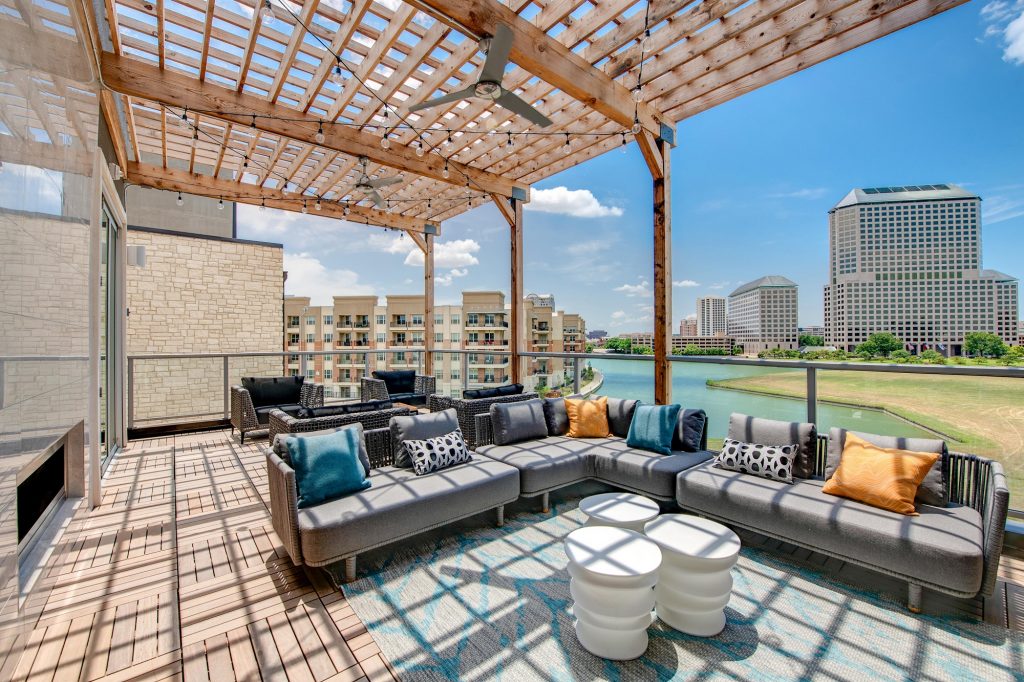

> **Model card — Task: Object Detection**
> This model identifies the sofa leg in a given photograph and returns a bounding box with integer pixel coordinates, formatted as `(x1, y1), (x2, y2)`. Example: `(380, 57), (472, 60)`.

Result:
(908, 583), (922, 613)
(496, 505), (505, 527)
(239, 431), (245, 445)
(541, 492), (550, 514)
(343, 556), (357, 583)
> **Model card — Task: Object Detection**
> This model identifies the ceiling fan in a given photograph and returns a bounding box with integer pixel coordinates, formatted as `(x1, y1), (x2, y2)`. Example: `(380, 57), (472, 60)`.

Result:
(349, 157), (403, 209)
(407, 24), (552, 128)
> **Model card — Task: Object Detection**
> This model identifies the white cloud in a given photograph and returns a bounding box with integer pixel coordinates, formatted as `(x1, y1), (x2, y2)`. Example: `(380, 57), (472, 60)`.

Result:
(673, 279), (699, 287)
(525, 186), (624, 218)
(405, 239), (481, 268)
(984, 190), (1024, 223)
(611, 310), (627, 320)
(435, 268), (469, 286)
(283, 253), (374, 304)
(767, 188), (828, 200)
(708, 281), (731, 290)
(614, 280), (651, 297)
(982, 0), (1024, 64)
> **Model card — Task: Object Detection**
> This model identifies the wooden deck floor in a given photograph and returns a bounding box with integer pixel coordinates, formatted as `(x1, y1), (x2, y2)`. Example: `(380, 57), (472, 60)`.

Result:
(5, 428), (1024, 681)
(8, 429), (396, 682)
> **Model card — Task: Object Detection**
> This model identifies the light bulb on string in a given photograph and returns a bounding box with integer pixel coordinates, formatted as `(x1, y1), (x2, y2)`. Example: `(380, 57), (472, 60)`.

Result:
(190, 129), (198, 149)
(176, 191), (183, 206)
(250, 114), (256, 130)
(178, 107), (189, 128)
(315, 121), (325, 144)
(415, 140), (424, 157)
(260, 0), (275, 22)
(381, 130), (390, 149)
(442, 161), (449, 179)
(259, 198), (266, 211)
(444, 132), (452, 149)
(342, 202), (350, 216)
(506, 132), (513, 149)
(242, 156), (249, 168)
(301, 199), (308, 214)
(631, 85), (643, 102)
(315, 197), (322, 211)
(331, 59), (345, 85)
(640, 28), (651, 54)
(218, 198), (224, 210)
(631, 117), (642, 135)
(562, 133), (571, 155)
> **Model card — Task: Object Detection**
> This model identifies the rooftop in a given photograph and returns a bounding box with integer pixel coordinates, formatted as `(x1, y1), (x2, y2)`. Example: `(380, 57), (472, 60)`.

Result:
(833, 184), (979, 209)
(729, 275), (799, 297)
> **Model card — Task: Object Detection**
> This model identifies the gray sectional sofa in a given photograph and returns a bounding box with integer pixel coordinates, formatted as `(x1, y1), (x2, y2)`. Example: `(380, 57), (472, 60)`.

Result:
(676, 414), (1009, 610)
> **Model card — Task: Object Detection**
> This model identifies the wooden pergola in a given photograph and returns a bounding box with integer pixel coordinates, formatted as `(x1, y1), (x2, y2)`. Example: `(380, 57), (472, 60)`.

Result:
(70, 0), (963, 401)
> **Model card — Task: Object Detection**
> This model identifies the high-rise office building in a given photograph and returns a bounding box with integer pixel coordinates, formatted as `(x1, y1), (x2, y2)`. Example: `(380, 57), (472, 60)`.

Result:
(696, 296), (727, 337)
(727, 276), (799, 354)
(823, 185), (1019, 354)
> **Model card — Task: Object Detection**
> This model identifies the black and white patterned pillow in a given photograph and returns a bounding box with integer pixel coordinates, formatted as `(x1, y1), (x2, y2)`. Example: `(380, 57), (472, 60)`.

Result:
(405, 428), (472, 476)
(715, 438), (796, 483)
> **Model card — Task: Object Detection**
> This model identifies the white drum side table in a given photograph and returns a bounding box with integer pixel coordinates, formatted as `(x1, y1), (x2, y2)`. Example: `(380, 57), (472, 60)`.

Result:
(564, 526), (662, 660)
(578, 492), (660, 532)
(643, 514), (740, 637)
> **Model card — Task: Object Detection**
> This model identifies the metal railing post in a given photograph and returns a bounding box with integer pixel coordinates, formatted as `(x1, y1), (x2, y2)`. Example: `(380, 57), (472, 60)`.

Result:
(363, 351), (371, 377)
(461, 352), (469, 392)
(573, 357), (581, 394)
(806, 366), (817, 425)
(223, 355), (230, 419)
(127, 357), (134, 429)
(300, 353), (308, 378)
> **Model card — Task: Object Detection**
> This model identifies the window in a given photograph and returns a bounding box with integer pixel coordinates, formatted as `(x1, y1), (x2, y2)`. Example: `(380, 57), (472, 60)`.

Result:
(467, 313), (479, 325)
(323, 355), (332, 363)
(323, 333), (333, 342)
(451, 332), (460, 342)
(377, 315), (386, 325)
(306, 316), (316, 326)
(288, 333), (299, 344)
(324, 315), (333, 326)
(287, 316), (300, 327)
(323, 369), (332, 379)
(306, 333), (314, 343)
(306, 369), (315, 379)
(435, 314), (443, 325)
(435, 333), (444, 343)
(451, 315), (460, 325)
(288, 369), (299, 377)
(376, 332), (386, 343)
(412, 314), (424, 326)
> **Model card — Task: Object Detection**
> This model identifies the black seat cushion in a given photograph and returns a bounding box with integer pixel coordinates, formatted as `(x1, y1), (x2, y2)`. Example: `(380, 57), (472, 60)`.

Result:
(297, 401), (393, 419)
(373, 370), (416, 395)
(243, 376), (304, 408)
(464, 387), (502, 399)
(256, 403), (303, 424)
(496, 383), (524, 396)
(389, 393), (427, 406)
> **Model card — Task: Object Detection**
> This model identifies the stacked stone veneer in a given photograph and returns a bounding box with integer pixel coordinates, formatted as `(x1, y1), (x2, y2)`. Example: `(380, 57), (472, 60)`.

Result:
(126, 229), (283, 425)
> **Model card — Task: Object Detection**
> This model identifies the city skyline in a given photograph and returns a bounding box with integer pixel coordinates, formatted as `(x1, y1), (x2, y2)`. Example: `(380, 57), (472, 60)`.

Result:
(237, 4), (1024, 333)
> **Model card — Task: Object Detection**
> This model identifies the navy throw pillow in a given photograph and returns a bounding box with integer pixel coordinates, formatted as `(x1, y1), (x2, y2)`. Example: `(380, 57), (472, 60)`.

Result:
(626, 404), (682, 456)
(285, 427), (371, 508)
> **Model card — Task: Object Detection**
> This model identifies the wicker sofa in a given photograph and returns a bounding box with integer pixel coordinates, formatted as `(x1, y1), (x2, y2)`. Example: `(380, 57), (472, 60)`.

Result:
(267, 401), (415, 442)
(266, 424), (520, 582)
(230, 376), (323, 443)
(675, 416), (1009, 610)
(428, 390), (539, 448)
(360, 370), (435, 406)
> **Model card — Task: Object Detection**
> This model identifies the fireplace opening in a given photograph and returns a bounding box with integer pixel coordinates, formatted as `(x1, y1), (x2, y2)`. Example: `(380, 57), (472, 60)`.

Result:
(17, 444), (66, 543)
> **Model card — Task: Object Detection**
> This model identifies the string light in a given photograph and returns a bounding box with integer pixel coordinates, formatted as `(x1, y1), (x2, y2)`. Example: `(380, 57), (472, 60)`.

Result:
(259, 198), (266, 211)
(301, 199), (308, 214)
(442, 161), (449, 179)
(242, 155), (249, 168)
(631, 117), (642, 135)
(631, 86), (643, 102)
(315, 121), (325, 144)
(381, 130), (390, 149)
(415, 139), (424, 157)
(218, 198), (224, 210)
(178, 106), (189, 128)
(562, 133), (571, 155)
(259, 0), (275, 22)
(315, 197), (322, 211)
(190, 129), (199, 149)
(640, 28), (651, 54)
(331, 58), (345, 85)
(176, 191), (183, 206)
(342, 202), (350, 216)
(506, 132), (513, 149)
(250, 114), (256, 129)
(444, 132), (453, 149)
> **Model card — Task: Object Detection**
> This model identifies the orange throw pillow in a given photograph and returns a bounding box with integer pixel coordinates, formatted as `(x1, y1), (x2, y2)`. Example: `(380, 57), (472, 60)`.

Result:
(565, 397), (611, 438)
(822, 432), (939, 515)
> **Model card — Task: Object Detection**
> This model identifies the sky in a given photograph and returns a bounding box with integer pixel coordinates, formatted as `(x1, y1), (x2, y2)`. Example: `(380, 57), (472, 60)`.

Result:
(237, 2), (1024, 334)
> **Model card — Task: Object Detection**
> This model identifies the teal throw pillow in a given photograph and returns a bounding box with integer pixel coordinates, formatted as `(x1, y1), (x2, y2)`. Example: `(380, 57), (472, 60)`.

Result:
(626, 403), (682, 456)
(285, 426), (371, 508)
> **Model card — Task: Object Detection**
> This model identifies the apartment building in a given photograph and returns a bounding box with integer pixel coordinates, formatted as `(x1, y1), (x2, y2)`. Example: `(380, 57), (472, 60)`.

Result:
(697, 296), (727, 337)
(679, 315), (698, 336)
(799, 325), (826, 339)
(284, 291), (582, 398)
(727, 276), (799, 354)
(824, 185), (1019, 354)
(619, 333), (736, 354)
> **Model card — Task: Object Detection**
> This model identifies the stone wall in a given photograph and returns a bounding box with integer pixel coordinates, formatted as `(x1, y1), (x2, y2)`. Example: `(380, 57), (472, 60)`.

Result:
(126, 229), (284, 425)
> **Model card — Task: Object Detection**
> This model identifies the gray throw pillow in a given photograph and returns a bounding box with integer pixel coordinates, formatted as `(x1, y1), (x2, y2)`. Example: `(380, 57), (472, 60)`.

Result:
(390, 409), (459, 468)
(272, 422), (370, 475)
(727, 413), (817, 479)
(672, 408), (707, 452)
(605, 397), (639, 438)
(490, 399), (549, 445)
(542, 398), (569, 436)
(827, 427), (948, 507)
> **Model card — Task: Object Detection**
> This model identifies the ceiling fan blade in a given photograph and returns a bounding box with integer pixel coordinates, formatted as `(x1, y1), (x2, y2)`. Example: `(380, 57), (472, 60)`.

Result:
(408, 86), (477, 113)
(495, 89), (553, 128)
(367, 190), (385, 209)
(368, 175), (404, 188)
(479, 24), (513, 84)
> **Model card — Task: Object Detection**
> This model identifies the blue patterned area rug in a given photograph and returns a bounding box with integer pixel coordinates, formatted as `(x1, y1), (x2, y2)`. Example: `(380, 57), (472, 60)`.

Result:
(337, 500), (1022, 681)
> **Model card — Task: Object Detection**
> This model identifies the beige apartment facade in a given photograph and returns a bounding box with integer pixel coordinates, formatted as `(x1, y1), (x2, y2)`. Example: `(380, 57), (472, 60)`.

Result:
(679, 315), (698, 336)
(727, 276), (799, 354)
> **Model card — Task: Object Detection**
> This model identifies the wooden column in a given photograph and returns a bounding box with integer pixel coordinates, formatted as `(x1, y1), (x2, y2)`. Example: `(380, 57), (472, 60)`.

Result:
(423, 232), (434, 376)
(510, 198), (525, 385)
(639, 131), (673, 405)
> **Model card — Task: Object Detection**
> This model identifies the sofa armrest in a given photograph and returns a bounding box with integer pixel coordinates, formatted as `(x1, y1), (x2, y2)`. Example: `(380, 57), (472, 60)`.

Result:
(474, 413), (494, 447)
(364, 427), (395, 468)
(361, 377), (389, 402)
(300, 382), (324, 408)
(978, 456), (1009, 598)
(230, 386), (258, 432)
(415, 374), (436, 396)
(266, 449), (303, 566)
(427, 394), (455, 413)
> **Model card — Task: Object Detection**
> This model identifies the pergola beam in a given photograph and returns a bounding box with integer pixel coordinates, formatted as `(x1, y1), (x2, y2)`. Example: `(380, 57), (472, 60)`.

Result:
(100, 52), (529, 199)
(126, 162), (441, 235)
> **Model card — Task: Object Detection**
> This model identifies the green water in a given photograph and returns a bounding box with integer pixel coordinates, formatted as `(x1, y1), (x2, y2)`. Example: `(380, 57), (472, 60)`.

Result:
(588, 357), (936, 441)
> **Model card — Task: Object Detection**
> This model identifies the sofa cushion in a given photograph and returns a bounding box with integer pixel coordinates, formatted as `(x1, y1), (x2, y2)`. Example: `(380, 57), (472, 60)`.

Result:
(296, 456), (520, 566)
(626, 404), (681, 456)
(823, 432), (939, 515)
(728, 413), (817, 479)
(390, 409), (459, 468)
(243, 376), (304, 408)
(256, 404), (303, 424)
(297, 401), (393, 419)
(496, 383), (525, 396)
(388, 392), (426, 406)
(676, 463), (984, 595)
(285, 427), (370, 508)
(476, 436), (591, 495)
(373, 370), (416, 395)
(605, 397), (639, 438)
(405, 429), (472, 475)
(463, 387), (501, 399)
(672, 409), (708, 452)
(490, 399), (548, 445)
(566, 397), (611, 438)
(827, 428), (948, 507)
(715, 438), (796, 483)
(590, 439), (715, 499)
(273, 422), (371, 475)
(542, 398), (569, 436)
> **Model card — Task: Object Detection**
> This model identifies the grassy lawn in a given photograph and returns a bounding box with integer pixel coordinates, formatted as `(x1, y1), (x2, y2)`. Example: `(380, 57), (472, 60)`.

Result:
(710, 372), (1024, 502)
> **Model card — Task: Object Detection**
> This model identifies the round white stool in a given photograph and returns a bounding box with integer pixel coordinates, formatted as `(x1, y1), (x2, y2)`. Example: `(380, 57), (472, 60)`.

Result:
(564, 526), (662, 660)
(643, 514), (740, 637)
(579, 492), (660, 532)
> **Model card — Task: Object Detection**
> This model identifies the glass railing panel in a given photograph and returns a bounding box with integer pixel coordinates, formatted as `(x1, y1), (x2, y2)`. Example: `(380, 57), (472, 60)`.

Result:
(584, 355), (656, 402)
(130, 356), (226, 426)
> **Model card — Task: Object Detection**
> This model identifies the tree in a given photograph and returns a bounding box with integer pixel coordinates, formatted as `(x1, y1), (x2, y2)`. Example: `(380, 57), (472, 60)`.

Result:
(889, 349), (912, 363)
(603, 337), (631, 353)
(919, 349), (946, 365)
(799, 334), (824, 347)
(584, 343), (594, 353)
(964, 332), (1008, 358)
(631, 345), (654, 355)
(855, 332), (904, 358)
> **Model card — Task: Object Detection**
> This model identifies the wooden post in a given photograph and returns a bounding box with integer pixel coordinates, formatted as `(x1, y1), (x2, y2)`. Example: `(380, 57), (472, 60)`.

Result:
(423, 232), (434, 376)
(650, 136), (672, 404)
(510, 198), (524, 385)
